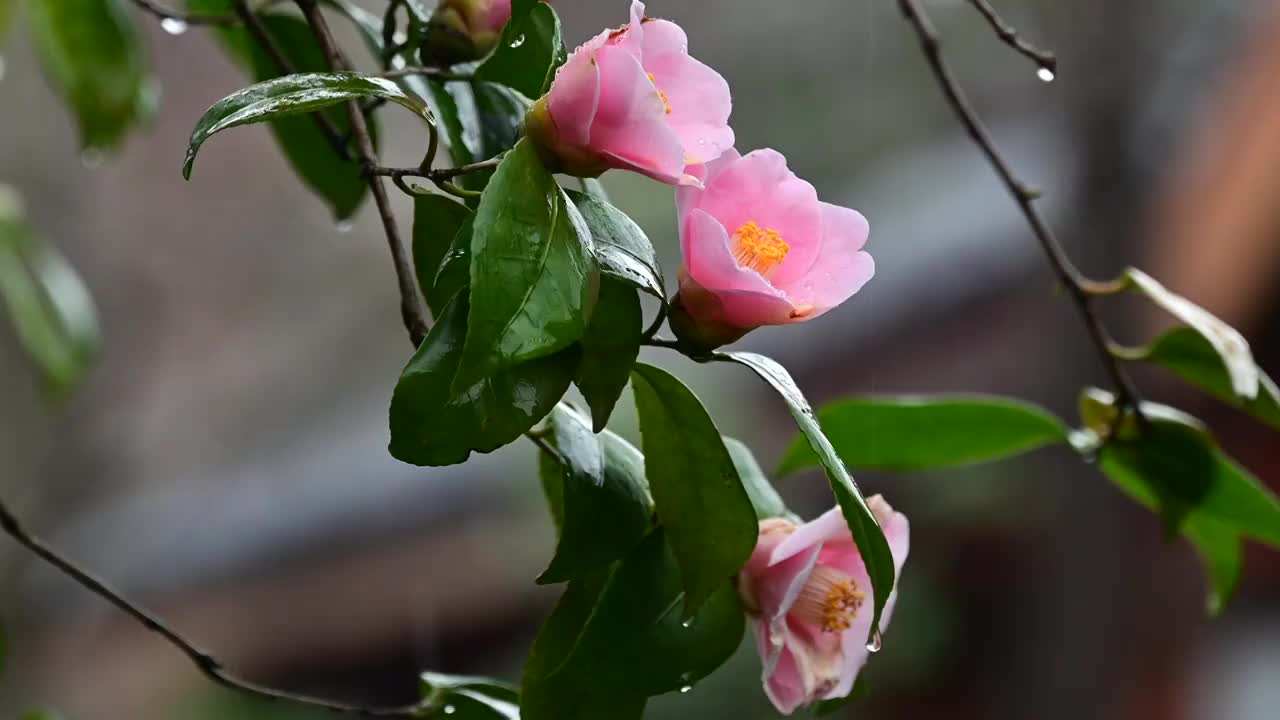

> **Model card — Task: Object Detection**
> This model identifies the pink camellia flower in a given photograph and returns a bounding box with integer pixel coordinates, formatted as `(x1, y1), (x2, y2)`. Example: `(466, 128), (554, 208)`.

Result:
(669, 148), (874, 350)
(430, 0), (549, 58)
(525, 0), (734, 185)
(738, 496), (909, 715)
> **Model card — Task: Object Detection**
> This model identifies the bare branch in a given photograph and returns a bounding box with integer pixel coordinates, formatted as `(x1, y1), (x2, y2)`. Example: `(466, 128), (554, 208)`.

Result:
(965, 0), (1057, 75)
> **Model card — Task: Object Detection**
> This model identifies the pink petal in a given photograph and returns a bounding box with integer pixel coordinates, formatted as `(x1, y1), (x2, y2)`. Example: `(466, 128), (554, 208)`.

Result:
(869, 494), (911, 574)
(610, 0), (648, 57)
(645, 52), (734, 164)
(769, 506), (849, 565)
(638, 16), (687, 57)
(588, 45), (686, 182)
(755, 625), (809, 716)
(547, 36), (605, 147)
(682, 209), (780, 297)
(676, 148), (740, 223)
(778, 202), (874, 316)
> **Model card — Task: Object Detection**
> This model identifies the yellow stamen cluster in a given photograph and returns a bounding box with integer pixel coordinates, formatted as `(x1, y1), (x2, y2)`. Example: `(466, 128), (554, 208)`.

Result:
(647, 72), (673, 114)
(794, 567), (865, 633)
(731, 221), (790, 278)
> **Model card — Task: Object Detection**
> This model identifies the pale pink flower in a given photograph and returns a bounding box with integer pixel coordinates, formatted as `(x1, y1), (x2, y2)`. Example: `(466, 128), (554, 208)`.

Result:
(670, 148), (874, 349)
(525, 0), (734, 185)
(738, 496), (909, 715)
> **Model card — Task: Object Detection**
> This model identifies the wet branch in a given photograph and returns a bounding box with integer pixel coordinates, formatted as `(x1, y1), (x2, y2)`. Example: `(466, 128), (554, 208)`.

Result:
(964, 0), (1057, 74)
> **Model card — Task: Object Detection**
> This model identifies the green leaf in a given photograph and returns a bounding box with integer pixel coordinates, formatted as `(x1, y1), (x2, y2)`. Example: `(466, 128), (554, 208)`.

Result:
(184, 72), (429, 180)
(29, 0), (154, 150)
(473, 0), (567, 99)
(425, 78), (475, 168)
(522, 530), (744, 720)
(388, 295), (577, 466)
(412, 193), (472, 308)
(429, 216), (474, 315)
(455, 139), (597, 390)
(565, 190), (665, 300)
(1184, 518), (1243, 616)
(1142, 327), (1280, 432)
(537, 406), (652, 584)
(0, 192), (99, 398)
(317, 0), (385, 60)
(720, 352), (895, 640)
(723, 437), (789, 521)
(464, 82), (530, 190)
(778, 394), (1069, 475)
(1126, 268), (1259, 400)
(420, 673), (520, 720)
(631, 363), (756, 615)
(575, 279), (643, 432)
(1098, 410), (1280, 547)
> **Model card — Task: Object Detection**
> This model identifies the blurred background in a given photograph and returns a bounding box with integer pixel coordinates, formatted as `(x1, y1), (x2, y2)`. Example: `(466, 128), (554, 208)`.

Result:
(3, 0), (1280, 718)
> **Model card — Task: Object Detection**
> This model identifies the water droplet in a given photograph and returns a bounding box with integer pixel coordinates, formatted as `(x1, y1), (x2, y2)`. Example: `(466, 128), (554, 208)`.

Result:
(161, 17), (189, 36)
(335, 221), (354, 234)
(865, 630), (882, 653)
(681, 618), (694, 628)
(80, 150), (104, 169)
(510, 34), (526, 48)
(1036, 67), (1055, 83)
(393, 30), (408, 45)
(679, 685), (693, 694)
(443, 705), (456, 715)
(770, 633), (785, 648)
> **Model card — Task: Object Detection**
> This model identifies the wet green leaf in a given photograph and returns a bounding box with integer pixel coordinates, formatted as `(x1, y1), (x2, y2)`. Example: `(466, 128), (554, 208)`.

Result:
(412, 193), (472, 309)
(420, 673), (519, 720)
(723, 437), (789, 521)
(565, 190), (665, 300)
(777, 394), (1068, 475)
(474, 0), (566, 99)
(575, 279), (643, 431)
(1142, 327), (1280, 432)
(388, 295), (576, 466)
(429, 216), (474, 315)
(30, 0), (154, 150)
(720, 352), (894, 640)
(631, 364), (756, 615)
(455, 139), (597, 390)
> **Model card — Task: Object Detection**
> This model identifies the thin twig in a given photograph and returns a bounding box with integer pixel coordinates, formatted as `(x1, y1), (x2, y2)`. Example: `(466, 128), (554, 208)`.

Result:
(895, 0), (1144, 415)
(371, 157), (504, 183)
(0, 500), (432, 717)
(130, 0), (240, 26)
(964, 0), (1057, 74)
(231, 0), (354, 162)
(296, 0), (431, 346)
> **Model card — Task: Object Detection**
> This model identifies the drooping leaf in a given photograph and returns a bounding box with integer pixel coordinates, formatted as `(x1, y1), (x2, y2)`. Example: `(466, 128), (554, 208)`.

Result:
(723, 437), (789, 521)
(1098, 409), (1280, 547)
(388, 295), (577, 466)
(719, 352), (895, 640)
(1126, 268), (1259, 400)
(429, 216), (474, 315)
(777, 394), (1069, 475)
(29, 0), (154, 150)
(184, 72), (429, 180)
(522, 530), (744, 720)
(0, 191), (98, 398)
(1142, 327), (1280, 432)
(537, 406), (652, 584)
(565, 190), (665, 300)
(412, 193), (472, 307)
(473, 0), (567, 99)
(631, 363), (756, 615)
(420, 672), (520, 720)
(1183, 518), (1243, 616)
(455, 139), (597, 390)
(575, 279), (643, 432)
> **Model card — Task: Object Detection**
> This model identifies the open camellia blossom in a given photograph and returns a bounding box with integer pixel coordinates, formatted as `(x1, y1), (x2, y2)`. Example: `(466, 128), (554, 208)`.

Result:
(525, 0), (734, 185)
(738, 496), (909, 715)
(670, 148), (875, 349)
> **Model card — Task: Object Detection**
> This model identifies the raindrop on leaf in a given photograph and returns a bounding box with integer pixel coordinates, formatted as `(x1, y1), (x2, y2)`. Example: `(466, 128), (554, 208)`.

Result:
(679, 685), (693, 694)
(510, 34), (526, 48)
(866, 629), (882, 653)
(161, 17), (189, 36)
(443, 705), (456, 715)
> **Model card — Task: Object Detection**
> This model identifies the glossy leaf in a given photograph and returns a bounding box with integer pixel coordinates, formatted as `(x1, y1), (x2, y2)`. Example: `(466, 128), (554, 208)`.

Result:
(537, 406), (652, 584)
(474, 0), (567, 99)
(1142, 327), (1280, 432)
(455, 139), (597, 390)
(1098, 411), (1280, 548)
(522, 530), (744, 719)
(429, 217), (474, 316)
(1127, 268), (1259, 399)
(388, 295), (576, 466)
(720, 352), (895, 640)
(1184, 518), (1243, 616)
(631, 363), (756, 615)
(464, 82), (530, 189)
(420, 673), (520, 720)
(575, 279), (643, 432)
(413, 194), (472, 307)
(724, 436), (789, 520)
(778, 394), (1069, 475)
(30, 0), (154, 150)
(0, 193), (98, 397)
(565, 190), (665, 300)
(184, 72), (429, 180)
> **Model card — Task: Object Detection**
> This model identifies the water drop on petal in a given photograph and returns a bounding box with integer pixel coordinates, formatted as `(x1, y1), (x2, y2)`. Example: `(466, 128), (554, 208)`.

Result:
(510, 34), (526, 48)
(161, 17), (189, 36)
(866, 630), (883, 653)
(1036, 67), (1055, 83)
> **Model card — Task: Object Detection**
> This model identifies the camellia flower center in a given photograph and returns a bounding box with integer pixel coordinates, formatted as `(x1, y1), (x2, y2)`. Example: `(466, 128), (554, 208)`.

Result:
(794, 566), (864, 633)
(647, 72), (673, 114)
(731, 221), (790, 279)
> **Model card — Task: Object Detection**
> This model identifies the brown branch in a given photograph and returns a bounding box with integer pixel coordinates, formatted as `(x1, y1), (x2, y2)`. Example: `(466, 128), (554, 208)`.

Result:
(296, 0), (431, 346)
(130, 0), (240, 26)
(0, 500), (432, 717)
(370, 157), (504, 184)
(965, 0), (1057, 75)
(895, 0), (1144, 415)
